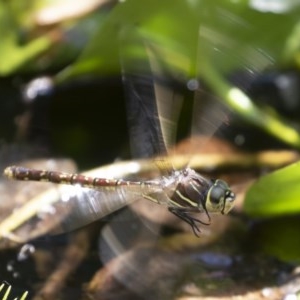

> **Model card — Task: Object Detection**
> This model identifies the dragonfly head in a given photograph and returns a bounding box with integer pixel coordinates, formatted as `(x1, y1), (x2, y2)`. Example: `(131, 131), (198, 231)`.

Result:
(206, 179), (235, 214)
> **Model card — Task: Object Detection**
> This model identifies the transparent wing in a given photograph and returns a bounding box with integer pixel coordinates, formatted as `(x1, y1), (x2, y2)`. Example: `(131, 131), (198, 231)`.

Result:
(123, 34), (233, 170)
(0, 176), (162, 244)
(191, 88), (232, 138)
(120, 39), (184, 165)
(44, 183), (148, 234)
(0, 159), (166, 245)
(191, 26), (232, 140)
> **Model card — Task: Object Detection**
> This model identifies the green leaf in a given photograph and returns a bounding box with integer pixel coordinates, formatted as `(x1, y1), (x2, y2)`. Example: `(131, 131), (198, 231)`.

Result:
(249, 216), (300, 263)
(244, 161), (300, 217)
(56, 0), (300, 83)
(0, 1), (52, 75)
(56, 0), (199, 83)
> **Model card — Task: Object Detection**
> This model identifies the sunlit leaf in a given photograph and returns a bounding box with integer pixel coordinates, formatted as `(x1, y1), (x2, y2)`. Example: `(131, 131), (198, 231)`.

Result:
(56, 0), (300, 82)
(244, 161), (300, 216)
(0, 1), (52, 75)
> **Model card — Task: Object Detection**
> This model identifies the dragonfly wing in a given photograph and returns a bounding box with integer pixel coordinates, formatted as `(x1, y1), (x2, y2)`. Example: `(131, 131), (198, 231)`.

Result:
(122, 72), (168, 158)
(0, 181), (146, 244)
(191, 31), (232, 140)
(147, 45), (184, 157)
(191, 89), (232, 138)
(52, 185), (140, 233)
(120, 40), (184, 165)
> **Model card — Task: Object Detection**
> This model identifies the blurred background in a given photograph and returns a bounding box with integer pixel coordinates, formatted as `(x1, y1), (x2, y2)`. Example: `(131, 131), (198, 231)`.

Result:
(1, 0), (300, 299)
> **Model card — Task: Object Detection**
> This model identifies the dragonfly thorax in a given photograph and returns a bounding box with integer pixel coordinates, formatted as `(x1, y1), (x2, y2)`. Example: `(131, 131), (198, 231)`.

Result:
(168, 168), (212, 211)
(169, 168), (235, 215)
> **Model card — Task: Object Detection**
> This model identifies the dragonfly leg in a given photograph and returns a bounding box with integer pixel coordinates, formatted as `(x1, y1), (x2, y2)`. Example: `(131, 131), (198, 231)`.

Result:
(168, 207), (210, 237)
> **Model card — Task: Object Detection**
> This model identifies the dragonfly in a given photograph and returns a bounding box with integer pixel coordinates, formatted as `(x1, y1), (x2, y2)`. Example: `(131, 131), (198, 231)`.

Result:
(2, 47), (235, 238)
(4, 164), (234, 237)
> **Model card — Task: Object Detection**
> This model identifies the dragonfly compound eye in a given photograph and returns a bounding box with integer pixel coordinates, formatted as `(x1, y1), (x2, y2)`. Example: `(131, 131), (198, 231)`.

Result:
(209, 185), (225, 205)
(206, 179), (235, 214)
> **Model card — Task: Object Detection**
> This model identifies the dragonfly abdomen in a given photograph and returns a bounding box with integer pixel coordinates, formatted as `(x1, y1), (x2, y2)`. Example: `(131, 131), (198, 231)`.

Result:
(4, 166), (160, 193)
(5, 166), (134, 187)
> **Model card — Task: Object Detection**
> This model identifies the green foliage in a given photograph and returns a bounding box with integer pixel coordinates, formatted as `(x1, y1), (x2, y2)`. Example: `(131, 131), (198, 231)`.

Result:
(2, 0), (300, 148)
(250, 216), (300, 263)
(0, 0), (51, 75)
(245, 161), (300, 217)
(57, 0), (300, 81)
(55, 0), (300, 148)
(244, 158), (300, 263)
